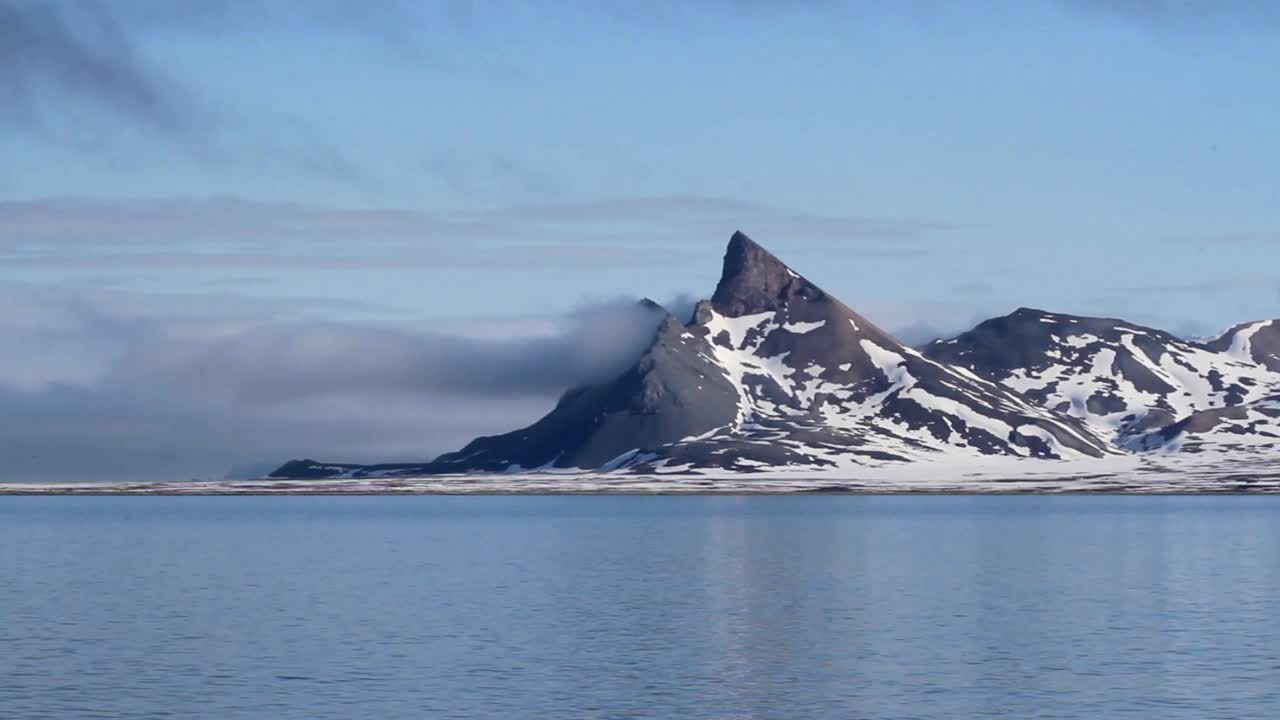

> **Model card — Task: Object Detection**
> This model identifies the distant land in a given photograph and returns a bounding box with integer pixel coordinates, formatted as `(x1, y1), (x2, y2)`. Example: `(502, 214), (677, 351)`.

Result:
(256, 231), (1279, 491)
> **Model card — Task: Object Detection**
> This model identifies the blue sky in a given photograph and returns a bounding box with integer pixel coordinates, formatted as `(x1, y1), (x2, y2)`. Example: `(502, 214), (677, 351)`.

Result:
(2, 0), (1279, 478)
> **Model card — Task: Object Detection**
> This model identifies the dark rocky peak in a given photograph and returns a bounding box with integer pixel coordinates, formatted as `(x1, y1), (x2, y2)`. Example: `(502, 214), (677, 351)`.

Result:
(637, 297), (678, 334)
(710, 231), (828, 317)
(704, 231), (898, 346)
(1008, 307), (1059, 321)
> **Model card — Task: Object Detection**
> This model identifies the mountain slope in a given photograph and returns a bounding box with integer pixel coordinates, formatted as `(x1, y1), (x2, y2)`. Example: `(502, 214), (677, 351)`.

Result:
(923, 308), (1280, 444)
(422, 307), (740, 473)
(1206, 320), (1280, 372)
(1126, 393), (1280, 456)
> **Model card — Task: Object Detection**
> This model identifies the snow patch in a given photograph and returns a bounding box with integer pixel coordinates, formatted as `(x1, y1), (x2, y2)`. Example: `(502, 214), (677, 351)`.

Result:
(783, 320), (826, 334)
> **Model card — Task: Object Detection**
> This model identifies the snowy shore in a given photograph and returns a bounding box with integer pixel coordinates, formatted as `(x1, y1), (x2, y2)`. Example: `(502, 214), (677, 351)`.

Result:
(4, 455), (1277, 495)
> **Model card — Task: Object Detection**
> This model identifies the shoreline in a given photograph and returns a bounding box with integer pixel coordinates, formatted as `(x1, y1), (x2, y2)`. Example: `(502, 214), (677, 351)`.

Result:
(4, 483), (1279, 497)
(6, 457), (1277, 496)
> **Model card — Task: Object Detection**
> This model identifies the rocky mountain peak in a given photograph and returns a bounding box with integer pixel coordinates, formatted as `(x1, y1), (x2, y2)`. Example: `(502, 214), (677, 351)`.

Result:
(637, 297), (665, 312)
(710, 231), (826, 317)
(1010, 307), (1052, 319)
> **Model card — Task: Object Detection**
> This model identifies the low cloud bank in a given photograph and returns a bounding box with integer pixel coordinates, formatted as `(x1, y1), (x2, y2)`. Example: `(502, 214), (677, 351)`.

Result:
(0, 286), (670, 481)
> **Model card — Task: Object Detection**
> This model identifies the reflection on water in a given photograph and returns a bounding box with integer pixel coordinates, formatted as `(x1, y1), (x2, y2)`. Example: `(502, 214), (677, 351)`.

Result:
(2, 496), (1279, 719)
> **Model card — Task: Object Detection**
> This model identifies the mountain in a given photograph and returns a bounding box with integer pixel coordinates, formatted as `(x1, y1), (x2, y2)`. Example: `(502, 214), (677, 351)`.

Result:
(656, 233), (1110, 470)
(921, 310), (1280, 438)
(271, 232), (1279, 480)
(1205, 320), (1280, 372)
(271, 232), (1112, 479)
(922, 309), (1280, 450)
(1125, 393), (1280, 455)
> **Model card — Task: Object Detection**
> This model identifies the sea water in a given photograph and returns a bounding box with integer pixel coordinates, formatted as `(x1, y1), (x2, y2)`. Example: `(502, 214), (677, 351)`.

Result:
(3, 496), (1279, 719)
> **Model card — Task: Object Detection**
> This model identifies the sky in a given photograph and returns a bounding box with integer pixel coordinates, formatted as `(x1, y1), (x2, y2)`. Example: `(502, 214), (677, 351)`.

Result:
(3, 0), (1279, 479)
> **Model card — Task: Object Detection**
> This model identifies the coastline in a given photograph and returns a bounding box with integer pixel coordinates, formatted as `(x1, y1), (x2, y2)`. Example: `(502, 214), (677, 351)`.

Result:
(4, 457), (1278, 496)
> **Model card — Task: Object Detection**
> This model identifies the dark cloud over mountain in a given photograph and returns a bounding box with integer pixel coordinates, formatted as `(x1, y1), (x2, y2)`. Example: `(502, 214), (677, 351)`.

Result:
(0, 285), (672, 480)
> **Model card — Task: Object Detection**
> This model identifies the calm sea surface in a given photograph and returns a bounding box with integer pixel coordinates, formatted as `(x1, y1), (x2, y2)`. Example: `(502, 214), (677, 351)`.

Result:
(3, 496), (1280, 719)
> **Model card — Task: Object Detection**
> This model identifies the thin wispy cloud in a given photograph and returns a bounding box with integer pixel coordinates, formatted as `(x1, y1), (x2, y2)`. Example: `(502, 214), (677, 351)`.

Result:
(1062, 0), (1280, 30)
(1, 1), (373, 187)
(103, 0), (1280, 34)
(0, 197), (463, 244)
(494, 196), (955, 245)
(0, 0), (192, 137)
(0, 246), (689, 271)
(0, 194), (954, 271)
(1165, 232), (1280, 248)
(1107, 276), (1280, 298)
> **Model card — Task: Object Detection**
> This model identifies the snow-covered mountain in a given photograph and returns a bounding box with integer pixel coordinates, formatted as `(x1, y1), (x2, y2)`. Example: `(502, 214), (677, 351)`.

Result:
(270, 232), (1279, 479)
(922, 310), (1280, 447)
(641, 233), (1111, 471)
(1205, 320), (1280, 372)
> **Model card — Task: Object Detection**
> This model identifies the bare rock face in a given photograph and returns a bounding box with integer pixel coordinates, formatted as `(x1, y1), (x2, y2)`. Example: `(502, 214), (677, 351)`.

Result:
(711, 231), (827, 316)
(269, 233), (1280, 480)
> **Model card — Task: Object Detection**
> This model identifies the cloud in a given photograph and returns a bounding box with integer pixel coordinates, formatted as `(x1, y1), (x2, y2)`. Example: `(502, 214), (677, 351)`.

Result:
(1165, 231), (1280, 248)
(0, 196), (460, 244)
(1106, 276), (1280, 297)
(115, 0), (1280, 35)
(0, 194), (952, 272)
(600, 0), (1280, 34)
(0, 196), (685, 271)
(0, 0), (193, 139)
(105, 301), (671, 402)
(497, 195), (956, 242)
(0, 284), (679, 481)
(1061, 0), (1280, 29)
(1, 2), (375, 187)
(7, 0), (1269, 152)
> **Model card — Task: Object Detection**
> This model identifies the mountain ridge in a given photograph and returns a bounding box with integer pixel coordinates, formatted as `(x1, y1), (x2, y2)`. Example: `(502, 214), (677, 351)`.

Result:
(923, 307), (1280, 451)
(270, 232), (1280, 480)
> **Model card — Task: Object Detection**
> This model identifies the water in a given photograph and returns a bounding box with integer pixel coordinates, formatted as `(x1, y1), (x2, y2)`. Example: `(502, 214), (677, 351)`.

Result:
(3, 497), (1279, 719)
